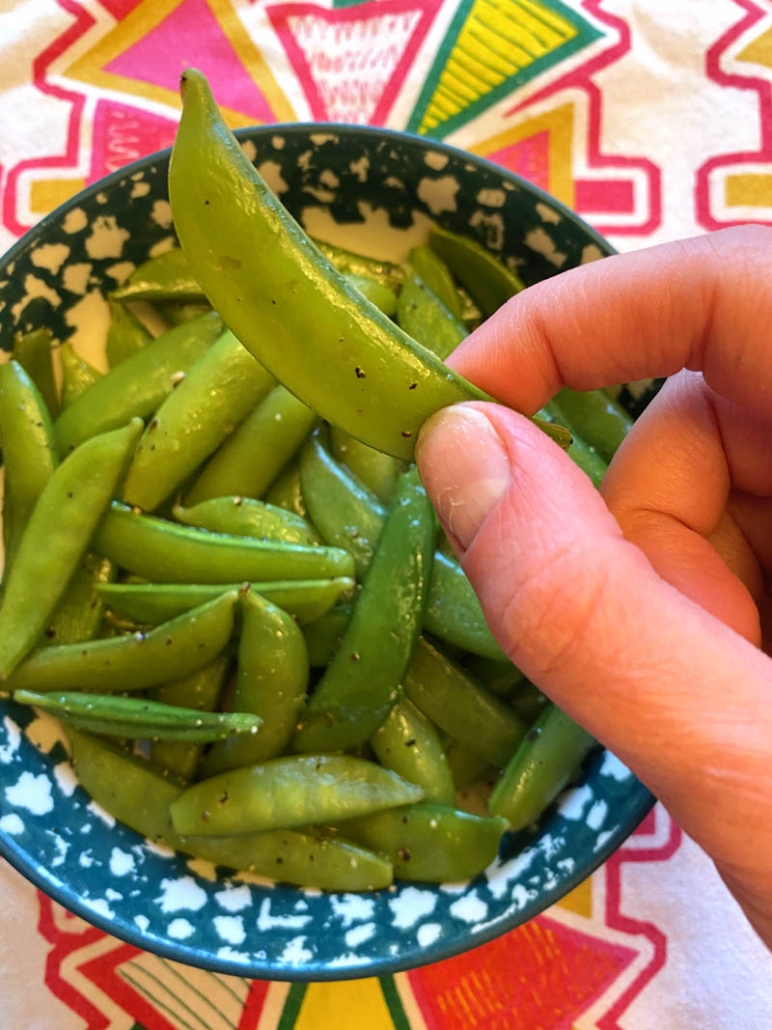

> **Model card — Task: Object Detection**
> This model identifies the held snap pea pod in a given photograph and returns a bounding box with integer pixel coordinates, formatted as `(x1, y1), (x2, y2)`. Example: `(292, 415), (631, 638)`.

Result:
(105, 299), (152, 367)
(123, 328), (276, 511)
(170, 753), (424, 837)
(14, 688), (262, 742)
(68, 729), (393, 890)
(200, 590), (309, 776)
(184, 384), (315, 507)
(292, 469), (435, 753)
(428, 223), (526, 317)
(12, 327), (59, 418)
(404, 636), (528, 769)
(488, 704), (596, 831)
(59, 345), (102, 408)
(370, 698), (455, 806)
(55, 310), (224, 453)
(169, 69), (571, 461)
(110, 247), (207, 303)
(0, 360), (58, 575)
(150, 656), (230, 780)
(99, 577), (353, 626)
(0, 419), (143, 680)
(93, 502), (355, 583)
(340, 804), (508, 882)
(4, 590), (238, 693)
(174, 496), (321, 546)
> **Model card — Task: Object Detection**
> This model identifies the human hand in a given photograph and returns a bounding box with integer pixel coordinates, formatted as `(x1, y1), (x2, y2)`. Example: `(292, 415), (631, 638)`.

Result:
(415, 226), (772, 948)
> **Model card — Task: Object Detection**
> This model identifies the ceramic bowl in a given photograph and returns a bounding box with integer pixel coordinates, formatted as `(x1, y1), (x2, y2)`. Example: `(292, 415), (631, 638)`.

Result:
(0, 124), (654, 980)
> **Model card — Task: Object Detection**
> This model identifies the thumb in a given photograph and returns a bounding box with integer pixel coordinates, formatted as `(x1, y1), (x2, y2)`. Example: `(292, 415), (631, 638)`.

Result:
(416, 402), (772, 893)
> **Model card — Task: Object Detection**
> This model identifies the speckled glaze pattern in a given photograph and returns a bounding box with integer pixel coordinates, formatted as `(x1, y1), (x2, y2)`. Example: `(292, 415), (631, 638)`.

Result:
(0, 125), (654, 981)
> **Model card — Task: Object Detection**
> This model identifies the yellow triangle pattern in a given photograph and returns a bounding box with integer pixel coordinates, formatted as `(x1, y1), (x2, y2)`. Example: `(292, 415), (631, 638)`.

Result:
(419, 0), (578, 133)
(293, 977), (396, 1030)
(737, 24), (772, 68)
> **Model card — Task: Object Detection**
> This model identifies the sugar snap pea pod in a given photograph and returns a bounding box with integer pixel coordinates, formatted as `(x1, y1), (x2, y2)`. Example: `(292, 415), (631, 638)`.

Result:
(428, 224), (526, 317)
(200, 590), (308, 777)
(509, 680), (549, 724)
(345, 273), (397, 316)
(551, 386), (632, 465)
(488, 705), (596, 831)
(60, 344), (102, 408)
(105, 299), (152, 367)
(329, 426), (404, 505)
(265, 458), (308, 517)
(396, 269), (468, 360)
(68, 729), (393, 890)
(174, 496), (321, 546)
(371, 698), (455, 806)
(300, 428), (385, 579)
(463, 654), (526, 699)
(5, 590), (238, 693)
(184, 385), (314, 506)
(55, 310), (223, 453)
(160, 301), (212, 326)
(123, 329), (276, 511)
(404, 637), (528, 768)
(12, 327), (59, 417)
(100, 577), (352, 626)
(40, 553), (114, 647)
(301, 429), (506, 658)
(0, 419), (143, 679)
(170, 753), (424, 836)
(14, 688), (261, 741)
(340, 804), (508, 882)
(444, 738), (496, 790)
(110, 247), (206, 303)
(94, 502), (354, 583)
(408, 244), (463, 318)
(151, 656), (230, 780)
(169, 69), (570, 460)
(302, 603), (352, 666)
(0, 360), (58, 574)
(292, 469), (434, 753)
(311, 237), (405, 293)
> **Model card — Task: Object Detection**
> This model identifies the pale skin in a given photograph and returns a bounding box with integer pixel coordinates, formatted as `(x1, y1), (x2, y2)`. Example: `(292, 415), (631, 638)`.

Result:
(415, 226), (772, 949)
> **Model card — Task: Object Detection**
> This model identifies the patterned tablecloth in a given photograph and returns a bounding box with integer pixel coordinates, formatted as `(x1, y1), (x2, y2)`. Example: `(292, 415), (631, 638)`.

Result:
(2, 0), (772, 1027)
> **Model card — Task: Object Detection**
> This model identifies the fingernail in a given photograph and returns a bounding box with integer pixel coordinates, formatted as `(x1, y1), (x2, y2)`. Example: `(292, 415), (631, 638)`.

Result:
(416, 405), (510, 552)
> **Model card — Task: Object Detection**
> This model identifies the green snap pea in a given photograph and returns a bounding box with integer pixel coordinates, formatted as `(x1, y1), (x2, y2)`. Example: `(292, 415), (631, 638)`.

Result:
(99, 577), (352, 627)
(404, 637), (528, 769)
(311, 238), (405, 294)
(444, 738), (496, 790)
(93, 502), (355, 583)
(408, 245), (463, 318)
(60, 345), (102, 408)
(0, 360), (58, 574)
(428, 224), (526, 317)
(371, 698), (455, 806)
(340, 804), (508, 882)
(105, 299), (152, 367)
(292, 469), (434, 753)
(40, 553), (114, 647)
(55, 310), (223, 453)
(168, 70), (570, 460)
(508, 680), (550, 724)
(488, 705), (596, 831)
(150, 656), (230, 780)
(200, 590), (308, 776)
(12, 327), (59, 417)
(463, 654), (526, 699)
(174, 496), (321, 546)
(184, 384), (314, 507)
(329, 426), (404, 504)
(345, 273), (398, 316)
(68, 729), (393, 890)
(424, 553), (508, 662)
(265, 458), (308, 518)
(0, 419), (142, 679)
(110, 247), (206, 303)
(170, 753), (424, 837)
(302, 603), (352, 666)
(4, 590), (238, 693)
(396, 269), (467, 360)
(15, 688), (261, 741)
(159, 301), (212, 325)
(122, 329), (276, 511)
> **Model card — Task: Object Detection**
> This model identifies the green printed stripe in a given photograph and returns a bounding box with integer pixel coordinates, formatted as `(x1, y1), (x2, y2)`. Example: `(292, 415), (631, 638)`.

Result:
(380, 975), (412, 1030)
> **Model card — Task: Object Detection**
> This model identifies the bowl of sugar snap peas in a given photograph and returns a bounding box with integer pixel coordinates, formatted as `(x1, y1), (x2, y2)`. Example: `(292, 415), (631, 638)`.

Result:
(0, 69), (654, 979)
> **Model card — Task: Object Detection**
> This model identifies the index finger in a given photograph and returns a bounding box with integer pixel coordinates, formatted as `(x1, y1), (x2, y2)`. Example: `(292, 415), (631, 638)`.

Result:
(447, 225), (772, 418)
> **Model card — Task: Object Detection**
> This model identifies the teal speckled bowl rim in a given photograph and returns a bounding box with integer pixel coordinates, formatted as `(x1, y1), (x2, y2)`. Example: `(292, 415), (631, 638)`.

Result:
(0, 122), (655, 981)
